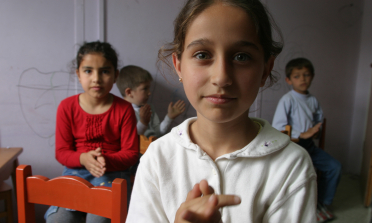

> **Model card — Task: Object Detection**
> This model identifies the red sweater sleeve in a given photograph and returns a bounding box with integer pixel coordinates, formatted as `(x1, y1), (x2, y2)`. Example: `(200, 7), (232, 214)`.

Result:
(55, 96), (84, 168)
(104, 100), (139, 171)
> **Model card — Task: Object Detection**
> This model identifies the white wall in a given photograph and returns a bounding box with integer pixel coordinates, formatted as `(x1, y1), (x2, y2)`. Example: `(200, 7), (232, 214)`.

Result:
(349, 0), (372, 175)
(0, 0), (369, 221)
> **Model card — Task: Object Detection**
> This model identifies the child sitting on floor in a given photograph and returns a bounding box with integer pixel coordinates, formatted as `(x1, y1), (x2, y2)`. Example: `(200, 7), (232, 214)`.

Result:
(272, 57), (341, 222)
(116, 65), (186, 138)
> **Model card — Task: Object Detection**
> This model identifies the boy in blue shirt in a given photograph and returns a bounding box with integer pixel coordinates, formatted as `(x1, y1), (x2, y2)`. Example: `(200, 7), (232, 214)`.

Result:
(272, 58), (341, 222)
(116, 65), (186, 138)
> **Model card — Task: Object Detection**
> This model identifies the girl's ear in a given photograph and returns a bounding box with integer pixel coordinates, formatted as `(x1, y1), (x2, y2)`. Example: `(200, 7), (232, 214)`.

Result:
(261, 56), (275, 87)
(76, 69), (81, 83)
(172, 53), (182, 79)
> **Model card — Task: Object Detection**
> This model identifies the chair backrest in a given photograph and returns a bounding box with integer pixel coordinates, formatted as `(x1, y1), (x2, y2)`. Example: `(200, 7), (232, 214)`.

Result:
(16, 165), (127, 223)
(281, 125), (299, 143)
(139, 135), (156, 154)
(281, 125), (292, 137)
(319, 118), (326, 150)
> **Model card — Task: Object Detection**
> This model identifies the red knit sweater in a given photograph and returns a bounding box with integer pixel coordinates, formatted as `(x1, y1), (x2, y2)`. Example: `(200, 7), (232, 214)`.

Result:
(55, 94), (139, 172)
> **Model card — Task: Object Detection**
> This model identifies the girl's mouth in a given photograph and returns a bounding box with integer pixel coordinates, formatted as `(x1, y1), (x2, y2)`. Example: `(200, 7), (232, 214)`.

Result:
(204, 94), (235, 104)
(92, 86), (102, 91)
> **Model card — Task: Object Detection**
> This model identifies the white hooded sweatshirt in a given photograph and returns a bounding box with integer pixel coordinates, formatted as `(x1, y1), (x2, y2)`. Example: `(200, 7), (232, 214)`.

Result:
(127, 117), (317, 223)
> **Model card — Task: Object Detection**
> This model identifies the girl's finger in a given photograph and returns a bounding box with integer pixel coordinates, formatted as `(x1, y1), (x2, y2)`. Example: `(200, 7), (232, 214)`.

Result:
(215, 195), (241, 209)
(199, 180), (214, 195)
(186, 183), (202, 201)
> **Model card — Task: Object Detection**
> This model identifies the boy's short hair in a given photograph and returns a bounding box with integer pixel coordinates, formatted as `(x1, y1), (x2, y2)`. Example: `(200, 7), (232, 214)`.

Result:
(285, 58), (314, 78)
(117, 65), (153, 97)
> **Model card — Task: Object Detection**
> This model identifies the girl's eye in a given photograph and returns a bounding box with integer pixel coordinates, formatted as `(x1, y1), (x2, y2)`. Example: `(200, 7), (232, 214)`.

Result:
(102, 70), (110, 74)
(234, 53), (250, 62)
(84, 70), (91, 74)
(194, 52), (210, 60)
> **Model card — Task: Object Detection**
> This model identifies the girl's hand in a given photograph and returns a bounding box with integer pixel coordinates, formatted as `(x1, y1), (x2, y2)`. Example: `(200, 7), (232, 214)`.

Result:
(139, 104), (152, 126)
(79, 148), (106, 178)
(175, 180), (241, 223)
(168, 100), (186, 119)
(96, 148), (106, 173)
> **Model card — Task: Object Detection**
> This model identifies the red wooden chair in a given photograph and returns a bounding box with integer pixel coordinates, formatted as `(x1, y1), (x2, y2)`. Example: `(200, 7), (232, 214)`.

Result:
(16, 165), (127, 223)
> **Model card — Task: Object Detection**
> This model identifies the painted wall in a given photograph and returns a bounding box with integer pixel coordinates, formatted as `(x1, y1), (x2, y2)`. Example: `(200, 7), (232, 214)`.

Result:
(349, 0), (372, 175)
(0, 0), (369, 221)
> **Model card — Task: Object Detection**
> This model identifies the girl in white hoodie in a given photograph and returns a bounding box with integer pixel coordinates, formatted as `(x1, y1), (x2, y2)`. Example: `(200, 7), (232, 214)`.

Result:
(127, 1), (317, 222)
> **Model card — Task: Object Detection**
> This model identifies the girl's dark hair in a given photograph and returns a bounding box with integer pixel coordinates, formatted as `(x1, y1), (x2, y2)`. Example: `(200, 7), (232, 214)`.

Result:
(158, 0), (283, 87)
(76, 41), (119, 70)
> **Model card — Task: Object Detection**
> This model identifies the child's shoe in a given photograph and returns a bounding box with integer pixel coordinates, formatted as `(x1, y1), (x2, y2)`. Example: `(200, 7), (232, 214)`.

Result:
(317, 203), (335, 221)
(316, 207), (328, 223)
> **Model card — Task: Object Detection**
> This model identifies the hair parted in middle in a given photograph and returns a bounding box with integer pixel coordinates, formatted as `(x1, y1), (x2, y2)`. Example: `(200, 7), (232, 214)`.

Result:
(116, 65), (153, 97)
(285, 58), (314, 79)
(158, 0), (283, 87)
(76, 41), (119, 70)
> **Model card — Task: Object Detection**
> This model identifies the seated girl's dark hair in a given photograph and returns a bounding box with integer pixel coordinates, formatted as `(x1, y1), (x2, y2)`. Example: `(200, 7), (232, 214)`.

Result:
(158, 0), (283, 87)
(76, 41), (119, 70)
(285, 58), (314, 78)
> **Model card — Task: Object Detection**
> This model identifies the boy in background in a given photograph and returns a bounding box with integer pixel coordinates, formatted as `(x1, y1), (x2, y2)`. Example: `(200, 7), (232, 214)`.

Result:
(272, 58), (341, 222)
(117, 65), (185, 138)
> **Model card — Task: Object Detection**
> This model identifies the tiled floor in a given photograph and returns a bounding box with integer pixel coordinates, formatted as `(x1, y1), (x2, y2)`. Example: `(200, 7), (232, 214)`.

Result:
(330, 174), (371, 223)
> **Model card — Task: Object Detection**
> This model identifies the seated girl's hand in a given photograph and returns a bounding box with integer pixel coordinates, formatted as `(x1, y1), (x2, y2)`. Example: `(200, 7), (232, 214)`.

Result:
(175, 180), (241, 223)
(79, 148), (106, 178)
(168, 100), (186, 119)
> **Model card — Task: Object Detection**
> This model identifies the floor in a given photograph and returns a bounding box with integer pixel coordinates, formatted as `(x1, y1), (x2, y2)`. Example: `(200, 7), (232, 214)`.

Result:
(330, 174), (371, 223)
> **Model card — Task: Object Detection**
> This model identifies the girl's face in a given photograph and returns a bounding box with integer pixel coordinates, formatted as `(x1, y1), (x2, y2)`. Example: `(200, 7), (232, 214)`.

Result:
(173, 3), (274, 124)
(76, 53), (118, 100)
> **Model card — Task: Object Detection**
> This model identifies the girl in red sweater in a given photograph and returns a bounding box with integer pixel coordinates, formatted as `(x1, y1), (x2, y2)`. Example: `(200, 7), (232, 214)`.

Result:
(46, 41), (139, 223)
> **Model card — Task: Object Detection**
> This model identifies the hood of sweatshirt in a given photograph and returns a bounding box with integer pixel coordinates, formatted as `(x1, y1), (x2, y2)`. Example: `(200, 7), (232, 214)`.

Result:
(170, 117), (291, 160)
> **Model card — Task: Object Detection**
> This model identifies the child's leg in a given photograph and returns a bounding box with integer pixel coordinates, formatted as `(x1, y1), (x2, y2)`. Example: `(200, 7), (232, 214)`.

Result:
(46, 207), (86, 223)
(305, 142), (342, 205)
(86, 213), (111, 223)
(90, 169), (133, 208)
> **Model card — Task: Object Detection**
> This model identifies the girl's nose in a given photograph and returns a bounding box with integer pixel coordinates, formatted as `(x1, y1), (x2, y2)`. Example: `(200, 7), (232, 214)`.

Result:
(92, 72), (102, 83)
(211, 57), (233, 87)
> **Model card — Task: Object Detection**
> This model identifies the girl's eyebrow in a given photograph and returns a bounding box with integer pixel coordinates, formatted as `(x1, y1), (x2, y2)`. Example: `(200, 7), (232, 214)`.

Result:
(186, 39), (259, 51)
(186, 38), (213, 49)
(235, 40), (260, 51)
(81, 66), (112, 69)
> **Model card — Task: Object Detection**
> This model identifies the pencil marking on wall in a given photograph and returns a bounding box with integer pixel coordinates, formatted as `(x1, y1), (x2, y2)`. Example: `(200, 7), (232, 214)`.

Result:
(17, 68), (79, 140)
